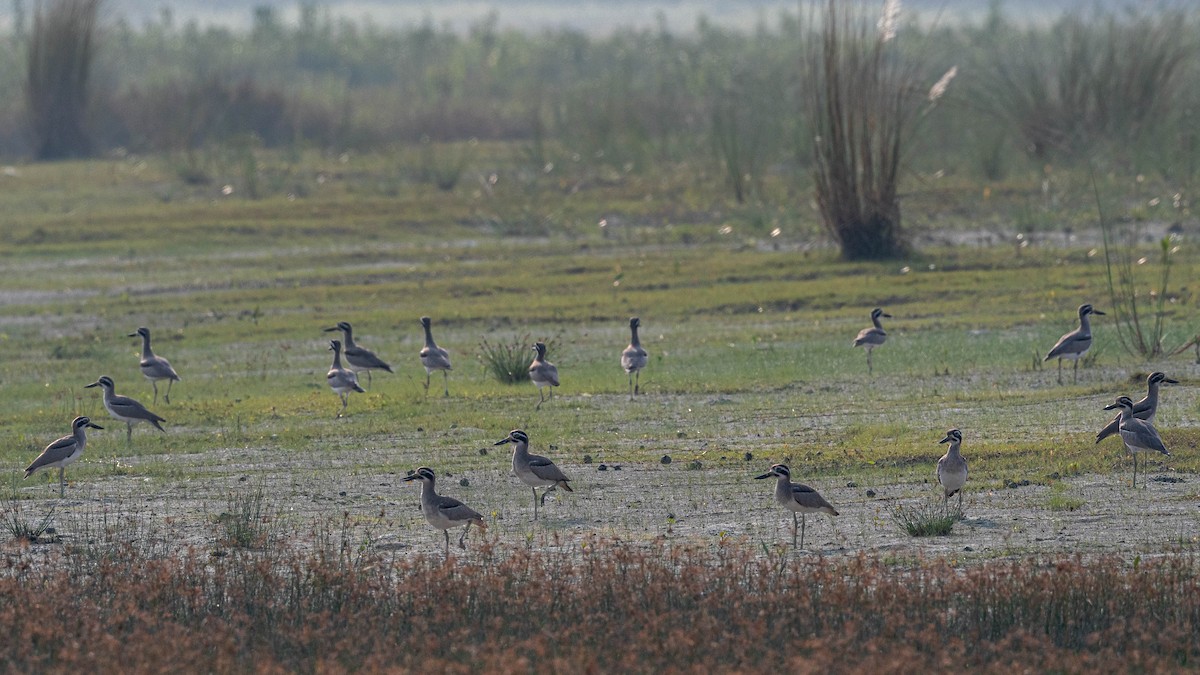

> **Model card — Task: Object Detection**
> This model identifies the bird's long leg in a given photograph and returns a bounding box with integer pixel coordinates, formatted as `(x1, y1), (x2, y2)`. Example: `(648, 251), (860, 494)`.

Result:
(165, 379), (173, 404)
(867, 349), (873, 376)
(459, 524), (470, 549)
(338, 393), (349, 418)
(152, 381), (159, 406)
(59, 467), (65, 498)
(532, 487), (539, 520)
(536, 389), (545, 410)
(442, 371), (449, 398)
(800, 514), (807, 549)
(444, 529), (450, 557)
(635, 371), (641, 396)
(629, 373), (634, 400)
(540, 484), (558, 505)
(958, 491), (963, 513)
(1073, 359), (1079, 384)
(1133, 453), (1138, 489)
(363, 370), (372, 390)
(1057, 358), (1063, 385)
(792, 512), (798, 549)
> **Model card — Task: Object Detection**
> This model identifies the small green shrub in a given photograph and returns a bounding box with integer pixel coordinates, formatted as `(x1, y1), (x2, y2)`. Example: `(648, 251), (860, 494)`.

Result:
(892, 499), (960, 537)
(3, 496), (57, 543)
(214, 486), (274, 549)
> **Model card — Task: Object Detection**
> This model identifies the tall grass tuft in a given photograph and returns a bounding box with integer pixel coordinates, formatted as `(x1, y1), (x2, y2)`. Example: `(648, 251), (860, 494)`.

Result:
(804, 0), (947, 259)
(214, 485), (275, 549)
(977, 9), (1192, 159)
(1096, 178), (1186, 359)
(25, 0), (101, 159)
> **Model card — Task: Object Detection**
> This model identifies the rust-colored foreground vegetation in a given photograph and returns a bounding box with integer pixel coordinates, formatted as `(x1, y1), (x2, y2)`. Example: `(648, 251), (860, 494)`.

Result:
(2, 538), (1197, 672)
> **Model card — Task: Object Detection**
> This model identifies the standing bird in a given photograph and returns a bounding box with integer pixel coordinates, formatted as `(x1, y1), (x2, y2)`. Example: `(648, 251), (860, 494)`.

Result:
(755, 464), (838, 549)
(326, 339), (366, 417)
(25, 416), (103, 498)
(1103, 395), (1171, 488)
(529, 342), (560, 410)
(419, 316), (452, 397)
(85, 375), (166, 444)
(494, 429), (573, 520)
(128, 327), (181, 404)
(620, 317), (648, 400)
(323, 321), (393, 388)
(936, 429), (969, 511)
(1095, 372), (1178, 444)
(852, 308), (892, 376)
(403, 467), (487, 556)
(1043, 303), (1105, 385)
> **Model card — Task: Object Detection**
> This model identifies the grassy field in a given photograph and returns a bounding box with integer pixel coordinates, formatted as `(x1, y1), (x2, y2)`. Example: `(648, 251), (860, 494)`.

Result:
(0, 154), (1198, 669)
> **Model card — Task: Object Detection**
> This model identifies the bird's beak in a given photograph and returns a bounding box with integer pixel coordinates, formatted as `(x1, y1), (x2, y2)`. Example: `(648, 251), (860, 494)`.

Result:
(1103, 402), (1118, 410)
(403, 474), (419, 482)
(1164, 377), (1180, 384)
(938, 435), (953, 444)
(323, 327), (339, 332)
(85, 381), (100, 389)
(127, 332), (138, 338)
(88, 423), (104, 429)
(1091, 309), (1106, 315)
(754, 472), (774, 480)
(882, 313), (893, 318)
(494, 437), (512, 446)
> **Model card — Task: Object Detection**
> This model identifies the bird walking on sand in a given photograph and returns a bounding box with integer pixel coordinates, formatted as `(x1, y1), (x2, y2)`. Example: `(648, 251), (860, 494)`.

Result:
(853, 308), (892, 376)
(529, 342), (559, 410)
(419, 317), (452, 397)
(25, 416), (103, 498)
(937, 429), (968, 511)
(403, 467), (487, 556)
(495, 429), (573, 520)
(86, 375), (166, 444)
(621, 317), (648, 399)
(1044, 303), (1104, 384)
(755, 464), (838, 549)
(129, 327), (180, 404)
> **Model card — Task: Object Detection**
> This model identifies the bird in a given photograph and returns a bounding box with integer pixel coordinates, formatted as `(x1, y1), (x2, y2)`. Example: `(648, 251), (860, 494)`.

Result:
(621, 317), (648, 399)
(1103, 395), (1171, 488)
(852, 308), (892, 375)
(529, 342), (560, 410)
(326, 339), (366, 417)
(403, 466), (487, 556)
(936, 429), (969, 511)
(1043, 303), (1105, 384)
(128, 327), (181, 404)
(85, 375), (166, 443)
(419, 316), (452, 397)
(25, 416), (103, 498)
(755, 464), (838, 549)
(323, 321), (393, 388)
(1095, 372), (1178, 444)
(494, 429), (573, 520)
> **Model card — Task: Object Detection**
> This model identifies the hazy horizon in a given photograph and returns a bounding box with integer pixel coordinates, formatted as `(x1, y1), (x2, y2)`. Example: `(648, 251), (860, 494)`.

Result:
(0, 0), (1119, 35)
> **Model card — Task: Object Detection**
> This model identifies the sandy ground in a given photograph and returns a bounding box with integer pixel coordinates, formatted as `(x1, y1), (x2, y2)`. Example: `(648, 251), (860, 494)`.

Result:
(16, 447), (1197, 562)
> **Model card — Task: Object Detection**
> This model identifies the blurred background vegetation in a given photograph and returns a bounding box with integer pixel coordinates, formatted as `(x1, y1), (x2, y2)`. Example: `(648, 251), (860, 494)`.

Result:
(0, 0), (1196, 257)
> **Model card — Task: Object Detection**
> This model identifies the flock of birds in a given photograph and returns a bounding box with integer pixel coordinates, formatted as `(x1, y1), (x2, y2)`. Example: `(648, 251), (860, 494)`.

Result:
(19, 304), (1182, 554)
